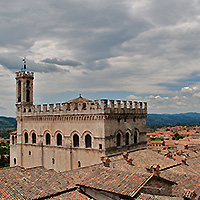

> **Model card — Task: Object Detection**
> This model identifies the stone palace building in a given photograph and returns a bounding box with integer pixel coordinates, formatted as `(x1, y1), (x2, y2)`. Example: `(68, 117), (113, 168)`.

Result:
(10, 60), (147, 172)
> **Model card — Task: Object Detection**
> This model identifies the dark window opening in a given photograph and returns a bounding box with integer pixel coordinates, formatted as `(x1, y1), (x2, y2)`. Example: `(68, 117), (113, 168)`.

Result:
(117, 117), (120, 123)
(57, 133), (62, 146)
(85, 134), (91, 148)
(52, 158), (55, 164)
(24, 108), (26, 112)
(124, 117), (127, 122)
(99, 144), (102, 149)
(78, 161), (81, 167)
(73, 134), (79, 147)
(29, 151), (31, 155)
(25, 132), (28, 143)
(75, 103), (78, 110)
(134, 131), (137, 144)
(18, 81), (21, 102)
(126, 132), (129, 145)
(83, 103), (86, 109)
(26, 89), (30, 102)
(133, 117), (136, 122)
(32, 133), (36, 144)
(14, 158), (16, 165)
(12, 135), (15, 145)
(29, 108), (31, 112)
(117, 133), (121, 147)
(67, 104), (70, 110)
(46, 133), (51, 145)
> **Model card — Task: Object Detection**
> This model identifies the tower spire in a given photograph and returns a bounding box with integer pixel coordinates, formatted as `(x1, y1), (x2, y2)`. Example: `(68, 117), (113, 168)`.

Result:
(22, 57), (27, 71)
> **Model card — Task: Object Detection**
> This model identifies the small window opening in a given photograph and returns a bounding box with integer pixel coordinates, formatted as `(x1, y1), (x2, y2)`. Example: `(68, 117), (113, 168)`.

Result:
(83, 103), (86, 109)
(117, 133), (121, 147)
(134, 131), (137, 144)
(25, 132), (28, 143)
(85, 134), (91, 148)
(57, 133), (62, 146)
(29, 151), (31, 155)
(14, 158), (16, 165)
(75, 103), (78, 110)
(52, 158), (55, 164)
(99, 144), (102, 149)
(46, 133), (51, 145)
(32, 133), (36, 144)
(133, 117), (136, 122)
(12, 135), (15, 145)
(18, 81), (21, 102)
(117, 117), (120, 123)
(73, 134), (79, 147)
(126, 132), (129, 145)
(124, 117), (127, 122)
(78, 161), (81, 167)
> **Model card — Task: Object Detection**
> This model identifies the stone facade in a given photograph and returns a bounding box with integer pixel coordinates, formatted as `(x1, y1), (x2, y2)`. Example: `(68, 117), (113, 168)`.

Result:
(10, 67), (147, 172)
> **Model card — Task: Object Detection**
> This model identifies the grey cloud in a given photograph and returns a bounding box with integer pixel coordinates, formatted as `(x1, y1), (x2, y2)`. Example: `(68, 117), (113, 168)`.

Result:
(0, 56), (69, 73)
(41, 58), (82, 67)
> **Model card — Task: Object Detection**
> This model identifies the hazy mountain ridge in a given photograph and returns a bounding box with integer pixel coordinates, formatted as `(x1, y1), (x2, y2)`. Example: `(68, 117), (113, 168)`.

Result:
(147, 112), (200, 126)
(1, 113), (200, 130)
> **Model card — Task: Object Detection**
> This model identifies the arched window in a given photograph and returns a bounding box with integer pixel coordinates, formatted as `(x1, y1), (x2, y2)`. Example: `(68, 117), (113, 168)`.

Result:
(125, 132), (129, 145)
(117, 133), (121, 147)
(52, 158), (55, 164)
(14, 158), (16, 165)
(73, 134), (79, 147)
(24, 132), (28, 143)
(18, 81), (21, 102)
(78, 161), (81, 167)
(134, 131), (137, 144)
(57, 133), (62, 146)
(26, 80), (30, 102)
(85, 134), (91, 148)
(32, 133), (36, 144)
(12, 135), (15, 145)
(46, 133), (51, 145)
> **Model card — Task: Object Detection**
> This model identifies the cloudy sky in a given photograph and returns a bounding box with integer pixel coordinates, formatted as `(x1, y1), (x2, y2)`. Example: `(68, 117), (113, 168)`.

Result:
(1, 0), (200, 117)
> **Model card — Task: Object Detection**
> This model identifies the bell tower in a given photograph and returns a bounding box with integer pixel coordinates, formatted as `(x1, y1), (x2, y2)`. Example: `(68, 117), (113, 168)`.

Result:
(16, 58), (34, 109)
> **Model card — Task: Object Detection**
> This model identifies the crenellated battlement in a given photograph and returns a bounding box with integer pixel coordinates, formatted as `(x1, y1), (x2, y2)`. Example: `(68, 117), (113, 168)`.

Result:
(16, 99), (147, 117)
(16, 71), (34, 79)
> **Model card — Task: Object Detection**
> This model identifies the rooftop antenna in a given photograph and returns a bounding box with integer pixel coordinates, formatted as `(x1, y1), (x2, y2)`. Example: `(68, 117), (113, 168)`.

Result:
(22, 57), (27, 71)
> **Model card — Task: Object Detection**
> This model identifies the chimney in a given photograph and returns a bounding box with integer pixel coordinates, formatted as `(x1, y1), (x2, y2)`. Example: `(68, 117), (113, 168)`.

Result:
(150, 164), (160, 176)
(182, 189), (197, 200)
(102, 157), (111, 167)
(123, 152), (129, 160)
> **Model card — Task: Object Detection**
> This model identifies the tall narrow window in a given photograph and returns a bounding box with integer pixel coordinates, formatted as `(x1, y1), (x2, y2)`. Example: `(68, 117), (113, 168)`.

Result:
(14, 158), (16, 165)
(134, 131), (137, 144)
(26, 80), (30, 102)
(57, 133), (62, 146)
(32, 133), (36, 144)
(18, 81), (21, 102)
(117, 133), (121, 147)
(46, 133), (50, 145)
(78, 161), (81, 167)
(126, 132), (129, 145)
(85, 134), (91, 148)
(73, 134), (79, 147)
(12, 135), (15, 145)
(25, 132), (28, 143)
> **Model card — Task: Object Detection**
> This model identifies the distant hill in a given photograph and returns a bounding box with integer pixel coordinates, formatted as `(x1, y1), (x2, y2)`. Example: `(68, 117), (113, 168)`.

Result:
(0, 117), (17, 130)
(1, 113), (200, 131)
(147, 112), (200, 126)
